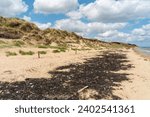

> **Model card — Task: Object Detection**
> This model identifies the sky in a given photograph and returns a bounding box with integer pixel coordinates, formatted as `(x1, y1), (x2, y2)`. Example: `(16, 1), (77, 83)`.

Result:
(0, 0), (150, 47)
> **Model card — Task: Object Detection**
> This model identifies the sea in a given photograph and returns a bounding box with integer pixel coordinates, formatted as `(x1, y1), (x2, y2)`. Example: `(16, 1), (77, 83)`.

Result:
(135, 47), (150, 57)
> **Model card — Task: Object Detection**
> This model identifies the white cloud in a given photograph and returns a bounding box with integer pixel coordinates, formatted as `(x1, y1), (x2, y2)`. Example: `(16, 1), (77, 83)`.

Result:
(87, 22), (127, 34)
(23, 15), (31, 21)
(55, 19), (86, 36)
(0, 0), (28, 17)
(54, 18), (126, 37)
(66, 11), (82, 20)
(97, 30), (130, 42)
(23, 16), (51, 30)
(96, 24), (150, 43)
(54, 19), (150, 46)
(34, 22), (51, 30)
(80, 0), (150, 22)
(34, 0), (79, 14)
(131, 24), (150, 41)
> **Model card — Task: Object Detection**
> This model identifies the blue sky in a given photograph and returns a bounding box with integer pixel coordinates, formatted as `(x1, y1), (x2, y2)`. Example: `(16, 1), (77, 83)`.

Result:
(0, 0), (150, 47)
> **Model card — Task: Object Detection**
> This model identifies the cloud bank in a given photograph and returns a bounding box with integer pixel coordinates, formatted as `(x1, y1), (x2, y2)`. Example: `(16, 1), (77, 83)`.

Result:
(34, 0), (79, 14)
(80, 0), (150, 22)
(0, 0), (28, 17)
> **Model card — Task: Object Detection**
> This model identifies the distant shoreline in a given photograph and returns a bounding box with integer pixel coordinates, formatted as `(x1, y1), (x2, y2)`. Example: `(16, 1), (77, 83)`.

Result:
(133, 47), (150, 61)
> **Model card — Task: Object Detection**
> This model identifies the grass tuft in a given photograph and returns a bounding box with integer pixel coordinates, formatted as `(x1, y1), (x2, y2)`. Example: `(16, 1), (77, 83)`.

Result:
(6, 51), (17, 57)
(52, 50), (61, 53)
(19, 50), (34, 55)
(38, 51), (47, 54)
(13, 41), (25, 47)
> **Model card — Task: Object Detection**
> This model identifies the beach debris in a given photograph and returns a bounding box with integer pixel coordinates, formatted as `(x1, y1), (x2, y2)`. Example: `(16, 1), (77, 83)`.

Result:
(77, 86), (89, 93)
(3, 70), (12, 74)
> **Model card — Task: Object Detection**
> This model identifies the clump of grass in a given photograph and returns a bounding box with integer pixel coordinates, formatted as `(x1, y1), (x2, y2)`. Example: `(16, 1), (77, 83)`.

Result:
(38, 51), (47, 54)
(53, 50), (61, 53)
(59, 48), (66, 52)
(52, 48), (66, 53)
(0, 40), (6, 44)
(0, 45), (12, 48)
(13, 41), (25, 47)
(110, 44), (124, 49)
(6, 51), (17, 57)
(19, 50), (34, 55)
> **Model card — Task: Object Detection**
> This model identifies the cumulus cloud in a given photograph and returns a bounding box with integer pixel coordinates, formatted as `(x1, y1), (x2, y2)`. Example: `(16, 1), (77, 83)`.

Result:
(132, 24), (150, 41)
(96, 23), (150, 43)
(23, 15), (31, 21)
(87, 22), (127, 34)
(34, 0), (79, 14)
(54, 18), (127, 37)
(0, 0), (28, 17)
(80, 0), (150, 22)
(66, 11), (82, 20)
(97, 30), (130, 42)
(132, 24), (150, 36)
(55, 19), (86, 36)
(23, 16), (51, 30)
(34, 22), (51, 30)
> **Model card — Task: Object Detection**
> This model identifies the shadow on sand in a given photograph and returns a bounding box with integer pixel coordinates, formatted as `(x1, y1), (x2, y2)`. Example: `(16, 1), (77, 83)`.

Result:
(0, 51), (133, 100)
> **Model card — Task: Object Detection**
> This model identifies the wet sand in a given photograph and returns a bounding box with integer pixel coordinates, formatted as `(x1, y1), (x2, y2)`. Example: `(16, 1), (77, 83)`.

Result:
(0, 48), (150, 100)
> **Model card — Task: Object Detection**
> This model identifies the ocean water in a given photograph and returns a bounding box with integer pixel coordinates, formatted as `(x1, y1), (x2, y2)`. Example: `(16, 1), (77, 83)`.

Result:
(136, 47), (150, 56)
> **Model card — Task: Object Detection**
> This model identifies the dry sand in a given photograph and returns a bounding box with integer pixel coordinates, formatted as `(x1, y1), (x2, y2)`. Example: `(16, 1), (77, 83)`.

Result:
(113, 49), (150, 100)
(0, 47), (150, 99)
(0, 48), (100, 82)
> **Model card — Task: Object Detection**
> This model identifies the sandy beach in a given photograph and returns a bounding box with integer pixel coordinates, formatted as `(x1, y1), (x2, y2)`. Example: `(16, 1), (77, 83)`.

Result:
(0, 48), (100, 82)
(0, 48), (150, 99)
(113, 49), (150, 100)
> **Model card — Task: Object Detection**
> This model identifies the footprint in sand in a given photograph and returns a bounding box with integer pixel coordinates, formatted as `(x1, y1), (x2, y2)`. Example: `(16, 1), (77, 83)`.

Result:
(3, 70), (13, 74)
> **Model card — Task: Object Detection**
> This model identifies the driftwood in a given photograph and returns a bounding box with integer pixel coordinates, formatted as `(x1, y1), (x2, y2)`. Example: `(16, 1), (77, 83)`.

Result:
(67, 86), (89, 99)
(77, 86), (89, 93)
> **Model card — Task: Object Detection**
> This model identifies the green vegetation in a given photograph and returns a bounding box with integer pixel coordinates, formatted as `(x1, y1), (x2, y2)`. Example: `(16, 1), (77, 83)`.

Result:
(0, 40), (6, 44)
(0, 16), (136, 51)
(52, 46), (67, 53)
(6, 51), (17, 57)
(19, 50), (34, 55)
(38, 51), (47, 54)
(109, 44), (125, 49)
(0, 44), (12, 48)
(57, 47), (67, 52)
(13, 41), (25, 47)
(50, 44), (68, 52)
(52, 50), (61, 53)
(38, 44), (68, 53)
(0, 40), (8, 48)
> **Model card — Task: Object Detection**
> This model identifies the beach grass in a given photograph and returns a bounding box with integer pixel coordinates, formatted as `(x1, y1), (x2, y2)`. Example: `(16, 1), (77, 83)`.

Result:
(52, 49), (61, 53)
(38, 51), (47, 54)
(6, 51), (17, 57)
(19, 50), (35, 55)
(13, 41), (25, 47)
